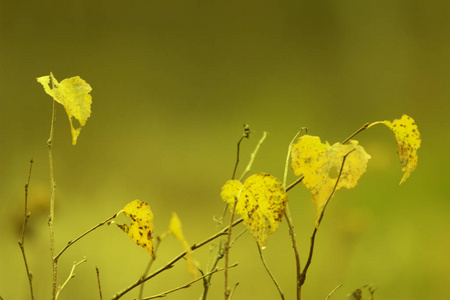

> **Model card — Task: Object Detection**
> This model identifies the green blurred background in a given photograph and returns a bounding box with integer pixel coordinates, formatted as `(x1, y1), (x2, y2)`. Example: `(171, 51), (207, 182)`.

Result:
(1, 1), (449, 299)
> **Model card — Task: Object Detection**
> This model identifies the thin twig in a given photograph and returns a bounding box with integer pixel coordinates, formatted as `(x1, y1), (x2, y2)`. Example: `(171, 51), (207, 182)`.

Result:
(18, 159), (35, 300)
(283, 127), (307, 188)
(54, 213), (119, 260)
(283, 210), (301, 300)
(256, 242), (285, 299)
(224, 197), (239, 299)
(299, 150), (355, 289)
(55, 257), (87, 300)
(285, 175), (304, 192)
(239, 131), (267, 181)
(141, 263), (238, 300)
(96, 266), (103, 300)
(228, 282), (239, 300)
(232, 124), (251, 179)
(112, 218), (244, 300)
(326, 284), (343, 300)
(47, 97), (58, 300)
(341, 123), (370, 144)
(138, 235), (164, 300)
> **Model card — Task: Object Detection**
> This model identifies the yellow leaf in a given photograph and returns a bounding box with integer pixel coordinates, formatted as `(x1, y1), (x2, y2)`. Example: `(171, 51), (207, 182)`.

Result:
(117, 200), (154, 255)
(37, 73), (92, 145)
(169, 213), (198, 278)
(369, 115), (421, 184)
(291, 135), (371, 227)
(220, 173), (288, 248)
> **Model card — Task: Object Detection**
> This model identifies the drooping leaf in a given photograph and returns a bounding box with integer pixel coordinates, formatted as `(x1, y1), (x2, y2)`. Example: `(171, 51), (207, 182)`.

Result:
(368, 114), (421, 184)
(169, 213), (198, 278)
(37, 72), (92, 145)
(117, 200), (154, 255)
(221, 173), (288, 248)
(291, 135), (371, 227)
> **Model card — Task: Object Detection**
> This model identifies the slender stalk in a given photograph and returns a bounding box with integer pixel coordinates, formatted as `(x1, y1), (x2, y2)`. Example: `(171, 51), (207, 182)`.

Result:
(138, 235), (164, 299)
(256, 242), (285, 299)
(142, 263), (238, 300)
(239, 131), (267, 181)
(299, 150), (355, 291)
(112, 218), (244, 300)
(232, 124), (251, 179)
(47, 98), (58, 300)
(96, 266), (103, 300)
(54, 213), (119, 260)
(283, 210), (301, 300)
(224, 197), (238, 299)
(55, 257), (87, 300)
(341, 123), (370, 144)
(326, 284), (343, 300)
(18, 159), (34, 300)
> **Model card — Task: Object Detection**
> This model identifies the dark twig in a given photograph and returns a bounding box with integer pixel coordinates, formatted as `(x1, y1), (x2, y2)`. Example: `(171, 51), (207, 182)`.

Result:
(256, 242), (285, 299)
(342, 123), (370, 144)
(47, 97), (58, 300)
(232, 124), (251, 179)
(112, 218), (244, 300)
(138, 235), (165, 299)
(283, 210), (301, 300)
(224, 197), (239, 299)
(54, 213), (119, 260)
(299, 150), (355, 290)
(96, 266), (103, 300)
(141, 263), (238, 300)
(18, 159), (34, 300)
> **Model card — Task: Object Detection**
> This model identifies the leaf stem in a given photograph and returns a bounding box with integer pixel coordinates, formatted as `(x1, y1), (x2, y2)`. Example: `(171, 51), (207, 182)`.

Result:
(96, 266), (103, 300)
(342, 123), (370, 144)
(18, 159), (34, 300)
(239, 131), (267, 181)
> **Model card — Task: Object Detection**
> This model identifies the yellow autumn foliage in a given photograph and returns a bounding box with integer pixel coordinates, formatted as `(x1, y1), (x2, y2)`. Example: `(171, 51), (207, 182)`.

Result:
(291, 136), (371, 227)
(368, 114), (421, 184)
(37, 72), (92, 145)
(117, 200), (154, 255)
(221, 173), (288, 247)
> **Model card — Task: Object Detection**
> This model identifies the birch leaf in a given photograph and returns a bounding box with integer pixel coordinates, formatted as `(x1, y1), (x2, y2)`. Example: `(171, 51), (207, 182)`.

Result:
(169, 213), (198, 278)
(221, 173), (288, 248)
(291, 135), (371, 227)
(368, 115), (421, 184)
(37, 72), (92, 145)
(117, 200), (154, 255)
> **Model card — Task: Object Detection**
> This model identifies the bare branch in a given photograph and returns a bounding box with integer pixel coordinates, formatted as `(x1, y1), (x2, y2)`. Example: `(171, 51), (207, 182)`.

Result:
(141, 263), (238, 300)
(18, 159), (34, 300)
(55, 257), (87, 300)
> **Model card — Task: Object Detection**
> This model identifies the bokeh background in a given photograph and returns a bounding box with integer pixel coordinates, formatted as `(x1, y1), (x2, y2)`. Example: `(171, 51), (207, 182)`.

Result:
(1, 1), (449, 299)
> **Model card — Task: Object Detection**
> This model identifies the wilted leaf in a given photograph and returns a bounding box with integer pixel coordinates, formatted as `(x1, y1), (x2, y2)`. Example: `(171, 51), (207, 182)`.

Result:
(37, 72), (92, 145)
(291, 135), (371, 227)
(369, 114), (421, 184)
(117, 200), (154, 255)
(169, 213), (198, 278)
(221, 173), (288, 248)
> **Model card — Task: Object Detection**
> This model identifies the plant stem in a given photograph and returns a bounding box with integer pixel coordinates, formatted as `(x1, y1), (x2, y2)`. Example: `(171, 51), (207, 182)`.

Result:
(112, 218), (243, 300)
(47, 99), (58, 300)
(54, 213), (119, 260)
(342, 123), (370, 144)
(18, 159), (34, 300)
(142, 263), (238, 300)
(96, 266), (103, 300)
(256, 242), (285, 299)
(224, 197), (238, 299)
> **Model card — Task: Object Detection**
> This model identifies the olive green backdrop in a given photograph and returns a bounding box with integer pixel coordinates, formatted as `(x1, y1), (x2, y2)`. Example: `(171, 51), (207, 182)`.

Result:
(1, 1), (449, 299)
